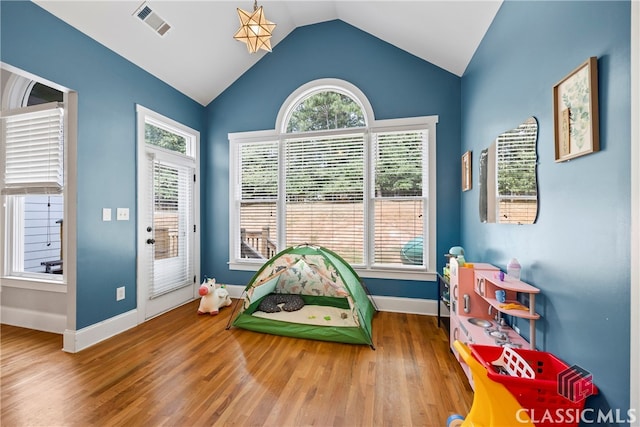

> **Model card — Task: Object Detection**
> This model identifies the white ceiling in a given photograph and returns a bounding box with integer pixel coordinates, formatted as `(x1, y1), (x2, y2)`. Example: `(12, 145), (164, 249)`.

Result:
(34, 0), (503, 106)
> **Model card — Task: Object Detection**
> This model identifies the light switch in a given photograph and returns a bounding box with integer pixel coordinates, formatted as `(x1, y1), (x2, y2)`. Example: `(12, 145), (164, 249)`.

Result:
(102, 208), (112, 221)
(117, 208), (129, 221)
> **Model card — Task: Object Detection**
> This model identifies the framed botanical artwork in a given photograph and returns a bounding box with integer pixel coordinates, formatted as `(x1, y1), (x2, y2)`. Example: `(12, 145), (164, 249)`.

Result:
(462, 150), (472, 191)
(553, 56), (599, 162)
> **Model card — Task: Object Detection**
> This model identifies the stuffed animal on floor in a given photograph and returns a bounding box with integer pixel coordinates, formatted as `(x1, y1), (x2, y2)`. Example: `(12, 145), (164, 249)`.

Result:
(198, 278), (232, 315)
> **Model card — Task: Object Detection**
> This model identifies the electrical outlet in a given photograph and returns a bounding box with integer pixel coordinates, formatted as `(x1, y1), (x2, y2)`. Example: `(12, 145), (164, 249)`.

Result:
(116, 208), (129, 221)
(116, 286), (125, 301)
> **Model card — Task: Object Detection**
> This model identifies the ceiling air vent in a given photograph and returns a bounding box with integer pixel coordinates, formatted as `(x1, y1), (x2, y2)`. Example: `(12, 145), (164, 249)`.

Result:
(133, 2), (171, 36)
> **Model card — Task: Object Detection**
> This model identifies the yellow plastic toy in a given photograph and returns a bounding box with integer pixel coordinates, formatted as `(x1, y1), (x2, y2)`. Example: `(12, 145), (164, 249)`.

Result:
(447, 340), (535, 427)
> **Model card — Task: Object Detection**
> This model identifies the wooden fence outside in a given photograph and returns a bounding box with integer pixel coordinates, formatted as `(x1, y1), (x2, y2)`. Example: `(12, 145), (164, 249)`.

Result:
(241, 201), (423, 264)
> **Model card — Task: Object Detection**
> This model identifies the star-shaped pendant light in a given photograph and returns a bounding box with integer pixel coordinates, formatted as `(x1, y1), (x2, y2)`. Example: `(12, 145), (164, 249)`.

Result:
(234, 0), (276, 53)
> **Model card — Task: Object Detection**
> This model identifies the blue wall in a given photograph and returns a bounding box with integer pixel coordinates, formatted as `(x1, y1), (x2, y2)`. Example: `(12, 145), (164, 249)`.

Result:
(1, 1), (205, 329)
(2, 0), (634, 418)
(461, 0), (631, 421)
(202, 20), (462, 299)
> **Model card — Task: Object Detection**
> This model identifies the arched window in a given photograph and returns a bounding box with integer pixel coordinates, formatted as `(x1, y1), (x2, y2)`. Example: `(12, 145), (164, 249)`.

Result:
(229, 79), (437, 279)
(286, 90), (365, 132)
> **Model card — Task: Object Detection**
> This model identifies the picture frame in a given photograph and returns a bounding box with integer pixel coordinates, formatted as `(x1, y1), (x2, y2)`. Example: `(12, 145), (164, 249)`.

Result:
(553, 56), (599, 162)
(462, 151), (472, 191)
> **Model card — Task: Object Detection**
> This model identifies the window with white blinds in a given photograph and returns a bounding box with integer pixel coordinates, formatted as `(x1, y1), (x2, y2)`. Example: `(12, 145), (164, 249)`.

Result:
(229, 80), (437, 278)
(1, 102), (64, 195)
(239, 142), (278, 259)
(285, 133), (365, 263)
(372, 130), (426, 266)
(149, 158), (193, 298)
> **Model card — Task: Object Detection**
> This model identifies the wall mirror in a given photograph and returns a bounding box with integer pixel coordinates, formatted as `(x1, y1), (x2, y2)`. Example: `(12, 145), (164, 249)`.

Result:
(479, 117), (538, 224)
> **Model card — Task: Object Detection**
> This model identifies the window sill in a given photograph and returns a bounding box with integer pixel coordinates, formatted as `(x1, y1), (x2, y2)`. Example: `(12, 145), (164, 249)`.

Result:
(0, 276), (67, 293)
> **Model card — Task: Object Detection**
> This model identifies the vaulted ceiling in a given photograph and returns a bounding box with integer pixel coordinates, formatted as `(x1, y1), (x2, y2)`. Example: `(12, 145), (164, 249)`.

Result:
(34, 1), (503, 106)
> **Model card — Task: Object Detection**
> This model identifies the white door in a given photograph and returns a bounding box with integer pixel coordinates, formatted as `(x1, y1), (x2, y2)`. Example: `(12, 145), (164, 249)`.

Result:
(136, 106), (199, 321)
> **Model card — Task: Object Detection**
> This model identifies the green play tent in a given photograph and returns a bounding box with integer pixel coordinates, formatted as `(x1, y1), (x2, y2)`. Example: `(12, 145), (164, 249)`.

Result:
(227, 244), (377, 348)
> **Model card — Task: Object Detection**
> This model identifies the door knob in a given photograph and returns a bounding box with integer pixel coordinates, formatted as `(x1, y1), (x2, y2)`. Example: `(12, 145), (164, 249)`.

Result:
(146, 238), (155, 244)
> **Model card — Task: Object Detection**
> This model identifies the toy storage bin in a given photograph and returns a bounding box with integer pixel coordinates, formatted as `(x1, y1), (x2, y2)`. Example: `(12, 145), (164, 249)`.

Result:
(469, 344), (598, 427)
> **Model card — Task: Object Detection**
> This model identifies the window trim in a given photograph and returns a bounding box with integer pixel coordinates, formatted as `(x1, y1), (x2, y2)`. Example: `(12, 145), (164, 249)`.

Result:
(144, 115), (196, 159)
(275, 79), (375, 132)
(229, 79), (437, 281)
(0, 63), (76, 290)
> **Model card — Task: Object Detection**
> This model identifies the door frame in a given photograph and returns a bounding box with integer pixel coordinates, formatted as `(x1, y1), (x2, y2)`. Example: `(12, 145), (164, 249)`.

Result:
(135, 105), (200, 323)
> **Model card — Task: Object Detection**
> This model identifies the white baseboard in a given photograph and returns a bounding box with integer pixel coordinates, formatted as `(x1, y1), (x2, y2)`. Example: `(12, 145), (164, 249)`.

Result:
(224, 284), (246, 299)
(223, 283), (448, 317)
(0, 306), (66, 334)
(12, 284), (444, 353)
(63, 309), (138, 353)
(372, 295), (449, 317)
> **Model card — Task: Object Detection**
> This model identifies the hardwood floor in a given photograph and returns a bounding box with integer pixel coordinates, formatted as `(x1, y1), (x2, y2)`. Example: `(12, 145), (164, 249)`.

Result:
(1, 301), (472, 426)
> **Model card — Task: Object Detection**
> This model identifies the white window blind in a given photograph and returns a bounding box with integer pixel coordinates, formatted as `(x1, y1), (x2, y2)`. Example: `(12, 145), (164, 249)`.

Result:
(239, 142), (278, 259)
(372, 130), (426, 266)
(285, 133), (365, 264)
(1, 102), (64, 195)
(149, 157), (192, 298)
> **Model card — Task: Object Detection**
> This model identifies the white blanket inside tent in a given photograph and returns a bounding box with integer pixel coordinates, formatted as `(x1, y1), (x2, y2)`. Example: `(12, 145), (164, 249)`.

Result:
(252, 305), (357, 327)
